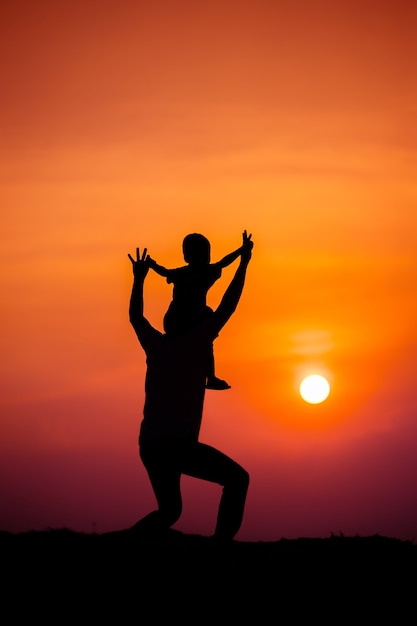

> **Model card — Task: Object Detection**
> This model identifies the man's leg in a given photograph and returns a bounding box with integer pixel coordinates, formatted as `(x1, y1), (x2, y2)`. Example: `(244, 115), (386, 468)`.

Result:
(181, 441), (249, 541)
(132, 440), (183, 534)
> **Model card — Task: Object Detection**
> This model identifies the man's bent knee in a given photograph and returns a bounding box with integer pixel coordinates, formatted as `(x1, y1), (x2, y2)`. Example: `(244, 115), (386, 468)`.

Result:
(230, 465), (249, 493)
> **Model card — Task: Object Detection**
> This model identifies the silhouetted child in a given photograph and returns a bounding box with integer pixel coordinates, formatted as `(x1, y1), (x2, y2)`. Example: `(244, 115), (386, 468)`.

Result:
(148, 232), (247, 389)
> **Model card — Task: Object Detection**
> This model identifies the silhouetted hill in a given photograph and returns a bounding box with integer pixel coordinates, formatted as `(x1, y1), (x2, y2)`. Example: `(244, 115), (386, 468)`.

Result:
(2, 528), (416, 621)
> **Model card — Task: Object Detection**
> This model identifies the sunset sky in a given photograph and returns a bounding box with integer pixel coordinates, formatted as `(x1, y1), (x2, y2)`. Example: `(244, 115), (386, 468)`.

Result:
(1, 0), (416, 542)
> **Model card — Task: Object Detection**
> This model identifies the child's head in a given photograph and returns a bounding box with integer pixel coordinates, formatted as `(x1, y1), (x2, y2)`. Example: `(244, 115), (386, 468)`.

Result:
(182, 233), (211, 265)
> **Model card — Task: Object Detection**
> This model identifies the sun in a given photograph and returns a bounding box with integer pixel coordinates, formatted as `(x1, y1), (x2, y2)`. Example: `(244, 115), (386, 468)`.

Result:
(299, 375), (330, 404)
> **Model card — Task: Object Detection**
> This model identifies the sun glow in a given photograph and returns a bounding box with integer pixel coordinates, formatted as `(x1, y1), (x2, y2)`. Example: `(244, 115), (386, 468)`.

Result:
(299, 375), (330, 404)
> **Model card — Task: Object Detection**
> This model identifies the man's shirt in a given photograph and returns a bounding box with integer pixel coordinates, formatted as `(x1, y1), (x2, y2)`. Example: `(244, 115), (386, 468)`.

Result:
(132, 317), (219, 443)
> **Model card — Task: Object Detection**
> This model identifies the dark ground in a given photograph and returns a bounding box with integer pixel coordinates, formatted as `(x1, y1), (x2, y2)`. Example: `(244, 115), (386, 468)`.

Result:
(2, 528), (416, 621)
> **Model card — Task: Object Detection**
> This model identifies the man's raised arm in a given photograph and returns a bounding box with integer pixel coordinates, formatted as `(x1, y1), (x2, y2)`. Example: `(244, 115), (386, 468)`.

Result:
(128, 247), (150, 329)
(128, 248), (163, 352)
(213, 231), (253, 332)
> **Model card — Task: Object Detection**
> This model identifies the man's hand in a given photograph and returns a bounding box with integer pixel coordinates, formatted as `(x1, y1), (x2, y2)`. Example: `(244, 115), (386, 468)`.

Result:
(241, 230), (253, 263)
(128, 247), (150, 280)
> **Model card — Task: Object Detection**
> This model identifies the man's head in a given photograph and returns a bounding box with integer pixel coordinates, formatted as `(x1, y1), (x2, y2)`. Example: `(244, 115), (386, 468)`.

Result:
(182, 233), (211, 265)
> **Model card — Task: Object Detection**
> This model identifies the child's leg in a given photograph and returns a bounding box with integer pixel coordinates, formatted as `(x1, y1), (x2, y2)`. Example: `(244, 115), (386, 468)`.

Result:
(164, 303), (188, 336)
(206, 344), (231, 390)
(166, 305), (230, 388)
(207, 345), (216, 379)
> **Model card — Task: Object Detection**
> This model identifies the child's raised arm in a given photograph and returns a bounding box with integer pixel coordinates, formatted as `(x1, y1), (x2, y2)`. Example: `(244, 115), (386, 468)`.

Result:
(216, 231), (249, 269)
(148, 257), (170, 278)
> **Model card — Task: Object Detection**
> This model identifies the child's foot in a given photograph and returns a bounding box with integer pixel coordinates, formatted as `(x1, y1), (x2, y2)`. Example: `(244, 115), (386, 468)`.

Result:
(206, 377), (231, 390)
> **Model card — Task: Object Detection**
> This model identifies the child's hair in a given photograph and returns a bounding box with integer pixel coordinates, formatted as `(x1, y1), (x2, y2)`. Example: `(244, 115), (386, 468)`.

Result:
(182, 233), (211, 265)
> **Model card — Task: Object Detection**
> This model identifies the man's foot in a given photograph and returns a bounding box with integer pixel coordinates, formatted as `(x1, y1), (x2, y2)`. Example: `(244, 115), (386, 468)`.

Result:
(206, 377), (231, 390)
(209, 534), (235, 544)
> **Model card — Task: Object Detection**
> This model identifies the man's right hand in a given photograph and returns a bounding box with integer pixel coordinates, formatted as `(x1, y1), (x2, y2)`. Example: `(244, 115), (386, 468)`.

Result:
(241, 230), (253, 263)
(128, 247), (150, 280)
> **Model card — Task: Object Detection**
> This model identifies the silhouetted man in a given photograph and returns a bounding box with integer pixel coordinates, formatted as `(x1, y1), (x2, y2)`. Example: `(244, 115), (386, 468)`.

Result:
(128, 231), (253, 541)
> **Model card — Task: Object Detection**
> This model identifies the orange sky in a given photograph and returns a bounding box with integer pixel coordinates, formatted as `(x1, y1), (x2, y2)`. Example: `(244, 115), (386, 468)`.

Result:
(1, 0), (417, 541)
